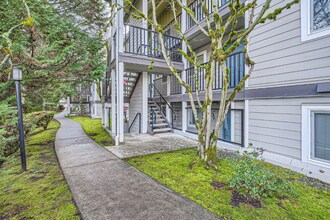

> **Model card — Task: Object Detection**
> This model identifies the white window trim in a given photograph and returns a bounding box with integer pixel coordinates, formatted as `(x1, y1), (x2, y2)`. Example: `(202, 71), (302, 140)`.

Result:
(301, 0), (330, 42)
(196, 50), (207, 63)
(302, 104), (330, 168)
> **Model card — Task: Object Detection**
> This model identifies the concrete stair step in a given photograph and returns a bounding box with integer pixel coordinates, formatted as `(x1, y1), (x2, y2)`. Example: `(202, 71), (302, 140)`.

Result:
(149, 118), (165, 122)
(149, 114), (164, 120)
(153, 128), (172, 133)
(150, 123), (168, 127)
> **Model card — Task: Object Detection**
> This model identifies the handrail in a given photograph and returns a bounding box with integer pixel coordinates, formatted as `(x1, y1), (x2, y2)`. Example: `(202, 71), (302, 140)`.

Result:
(149, 83), (175, 128)
(150, 83), (174, 113)
(123, 23), (183, 62)
(150, 108), (156, 130)
(124, 23), (182, 41)
(185, 51), (245, 91)
(128, 113), (141, 133)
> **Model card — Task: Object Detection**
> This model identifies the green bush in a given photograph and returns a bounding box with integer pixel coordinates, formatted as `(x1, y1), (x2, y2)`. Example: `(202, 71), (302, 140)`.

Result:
(0, 104), (19, 161)
(0, 109), (55, 160)
(25, 111), (55, 131)
(228, 148), (295, 200)
(58, 104), (65, 112)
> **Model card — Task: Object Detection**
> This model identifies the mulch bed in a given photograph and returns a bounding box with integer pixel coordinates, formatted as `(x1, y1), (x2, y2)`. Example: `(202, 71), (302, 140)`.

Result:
(210, 180), (227, 190)
(230, 190), (262, 208)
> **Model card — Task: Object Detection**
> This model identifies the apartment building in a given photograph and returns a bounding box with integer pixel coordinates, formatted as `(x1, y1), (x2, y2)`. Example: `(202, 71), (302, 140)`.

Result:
(103, 0), (330, 182)
(67, 82), (102, 118)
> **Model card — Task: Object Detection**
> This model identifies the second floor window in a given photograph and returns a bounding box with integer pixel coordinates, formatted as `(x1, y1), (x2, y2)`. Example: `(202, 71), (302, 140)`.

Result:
(312, 0), (330, 31)
(302, 0), (330, 41)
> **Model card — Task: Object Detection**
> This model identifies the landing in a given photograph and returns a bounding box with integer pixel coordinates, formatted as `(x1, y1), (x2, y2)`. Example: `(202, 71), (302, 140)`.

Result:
(106, 132), (198, 158)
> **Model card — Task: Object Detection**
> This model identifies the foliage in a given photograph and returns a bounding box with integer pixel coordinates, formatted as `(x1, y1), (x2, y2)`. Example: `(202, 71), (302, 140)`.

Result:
(0, 120), (79, 219)
(0, 103), (18, 162)
(228, 148), (296, 200)
(25, 111), (55, 132)
(122, 0), (300, 165)
(0, 105), (54, 161)
(127, 148), (330, 219)
(0, 0), (109, 112)
(68, 116), (113, 146)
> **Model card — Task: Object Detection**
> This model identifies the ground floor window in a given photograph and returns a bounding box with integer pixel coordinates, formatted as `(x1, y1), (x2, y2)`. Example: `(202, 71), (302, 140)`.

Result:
(171, 102), (182, 130)
(312, 112), (330, 162)
(186, 103), (244, 146)
(302, 105), (330, 166)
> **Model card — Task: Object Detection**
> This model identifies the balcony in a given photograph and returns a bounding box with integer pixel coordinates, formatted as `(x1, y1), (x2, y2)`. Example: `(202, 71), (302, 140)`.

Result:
(187, 0), (231, 30)
(185, 51), (245, 92)
(123, 23), (183, 63)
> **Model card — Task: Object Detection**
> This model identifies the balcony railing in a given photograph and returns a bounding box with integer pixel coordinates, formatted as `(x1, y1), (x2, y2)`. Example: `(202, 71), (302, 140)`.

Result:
(163, 13), (182, 37)
(123, 23), (183, 62)
(185, 51), (245, 92)
(153, 77), (167, 97)
(187, 0), (231, 30)
(170, 74), (182, 95)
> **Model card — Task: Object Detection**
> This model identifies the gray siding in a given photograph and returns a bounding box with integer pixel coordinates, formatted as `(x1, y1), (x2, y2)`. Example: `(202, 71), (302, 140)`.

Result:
(127, 0), (142, 26)
(233, 101), (244, 144)
(248, 97), (330, 159)
(129, 74), (143, 133)
(248, 0), (330, 89)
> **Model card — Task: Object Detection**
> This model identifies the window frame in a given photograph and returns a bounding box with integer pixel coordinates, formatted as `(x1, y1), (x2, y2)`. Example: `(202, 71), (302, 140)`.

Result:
(302, 104), (330, 168)
(301, 0), (330, 41)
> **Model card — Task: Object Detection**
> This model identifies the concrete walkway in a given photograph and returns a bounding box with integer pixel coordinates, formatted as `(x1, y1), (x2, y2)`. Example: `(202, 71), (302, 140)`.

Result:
(106, 132), (198, 158)
(54, 113), (219, 220)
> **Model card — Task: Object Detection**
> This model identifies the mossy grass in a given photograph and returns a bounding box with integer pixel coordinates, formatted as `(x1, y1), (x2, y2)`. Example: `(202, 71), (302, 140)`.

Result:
(67, 116), (113, 146)
(126, 148), (330, 219)
(0, 120), (79, 219)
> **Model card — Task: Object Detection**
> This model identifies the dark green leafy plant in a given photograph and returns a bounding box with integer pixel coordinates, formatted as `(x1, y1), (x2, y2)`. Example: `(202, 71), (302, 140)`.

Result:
(0, 108), (54, 161)
(0, 103), (19, 161)
(228, 148), (296, 200)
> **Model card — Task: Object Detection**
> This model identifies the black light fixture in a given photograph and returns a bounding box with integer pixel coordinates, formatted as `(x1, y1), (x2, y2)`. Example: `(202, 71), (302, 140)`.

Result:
(13, 66), (27, 171)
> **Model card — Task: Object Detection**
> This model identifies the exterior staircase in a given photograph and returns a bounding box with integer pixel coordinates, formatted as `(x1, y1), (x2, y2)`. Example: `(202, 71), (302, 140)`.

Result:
(148, 99), (172, 134)
(124, 72), (140, 98)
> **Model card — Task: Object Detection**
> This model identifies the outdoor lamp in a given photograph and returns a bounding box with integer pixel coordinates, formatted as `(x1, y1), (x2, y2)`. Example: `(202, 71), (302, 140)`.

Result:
(13, 66), (27, 171)
(13, 66), (23, 81)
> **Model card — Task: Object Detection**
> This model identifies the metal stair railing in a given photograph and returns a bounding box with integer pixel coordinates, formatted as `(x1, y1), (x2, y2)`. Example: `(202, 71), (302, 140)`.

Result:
(128, 113), (141, 133)
(149, 83), (176, 128)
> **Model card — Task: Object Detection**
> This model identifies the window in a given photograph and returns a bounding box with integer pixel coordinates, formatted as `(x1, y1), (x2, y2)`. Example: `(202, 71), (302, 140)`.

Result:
(188, 108), (202, 126)
(301, 0), (330, 41)
(312, 113), (330, 162)
(302, 105), (330, 167)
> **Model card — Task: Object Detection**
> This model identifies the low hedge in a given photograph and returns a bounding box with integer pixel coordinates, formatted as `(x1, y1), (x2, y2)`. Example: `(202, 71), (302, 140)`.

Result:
(0, 111), (55, 161)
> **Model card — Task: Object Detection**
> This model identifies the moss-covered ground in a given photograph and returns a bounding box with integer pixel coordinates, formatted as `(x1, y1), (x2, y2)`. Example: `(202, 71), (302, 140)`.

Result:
(126, 148), (330, 220)
(67, 116), (113, 146)
(0, 120), (79, 219)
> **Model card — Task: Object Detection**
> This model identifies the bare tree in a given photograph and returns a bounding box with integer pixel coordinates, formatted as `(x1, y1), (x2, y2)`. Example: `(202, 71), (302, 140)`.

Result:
(119, 0), (299, 167)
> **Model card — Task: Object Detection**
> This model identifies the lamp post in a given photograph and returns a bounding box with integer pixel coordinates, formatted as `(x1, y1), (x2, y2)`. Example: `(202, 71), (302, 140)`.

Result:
(13, 67), (27, 171)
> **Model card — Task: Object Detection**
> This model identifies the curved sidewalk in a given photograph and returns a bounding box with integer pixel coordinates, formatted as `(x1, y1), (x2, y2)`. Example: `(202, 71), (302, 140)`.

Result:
(54, 113), (219, 220)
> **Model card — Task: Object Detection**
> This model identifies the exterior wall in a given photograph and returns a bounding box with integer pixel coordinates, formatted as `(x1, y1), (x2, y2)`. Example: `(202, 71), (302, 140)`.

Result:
(248, 97), (330, 160)
(127, 0), (143, 26)
(129, 74), (143, 133)
(248, 0), (330, 89)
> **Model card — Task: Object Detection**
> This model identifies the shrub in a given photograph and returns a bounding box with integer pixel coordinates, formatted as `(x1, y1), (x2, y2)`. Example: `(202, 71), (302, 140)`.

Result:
(58, 104), (65, 112)
(0, 104), (19, 159)
(228, 148), (295, 200)
(0, 110), (55, 160)
(25, 111), (55, 131)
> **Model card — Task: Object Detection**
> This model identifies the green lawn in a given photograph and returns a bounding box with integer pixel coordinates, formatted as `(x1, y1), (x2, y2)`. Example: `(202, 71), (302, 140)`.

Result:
(0, 120), (79, 219)
(126, 148), (330, 220)
(67, 116), (113, 146)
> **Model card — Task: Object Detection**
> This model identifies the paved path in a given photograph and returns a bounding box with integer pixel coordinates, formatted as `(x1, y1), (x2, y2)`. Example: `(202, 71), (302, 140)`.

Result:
(106, 133), (197, 159)
(54, 113), (219, 220)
